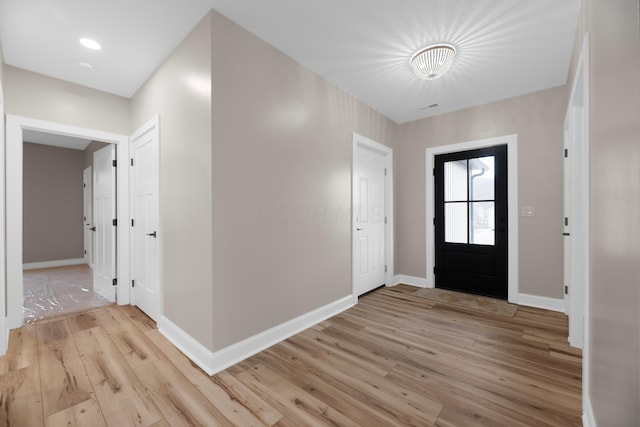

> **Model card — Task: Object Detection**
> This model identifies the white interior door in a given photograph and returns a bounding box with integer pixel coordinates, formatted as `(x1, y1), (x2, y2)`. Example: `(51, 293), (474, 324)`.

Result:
(93, 145), (116, 302)
(354, 145), (386, 296)
(131, 118), (160, 321)
(83, 166), (94, 269)
(565, 103), (586, 349)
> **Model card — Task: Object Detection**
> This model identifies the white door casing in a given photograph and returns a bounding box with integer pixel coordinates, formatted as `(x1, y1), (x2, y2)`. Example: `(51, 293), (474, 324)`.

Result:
(426, 134), (519, 302)
(352, 133), (393, 298)
(83, 166), (94, 269)
(4, 115), (130, 336)
(93, 145), (117, 302)
(564, 34), (590, 355)
(130, 116), (161, 321)
(0, 86), (5, 354)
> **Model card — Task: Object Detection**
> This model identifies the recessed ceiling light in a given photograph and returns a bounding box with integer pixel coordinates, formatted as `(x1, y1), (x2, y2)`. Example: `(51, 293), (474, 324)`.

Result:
(77, 60), (94, 69)
(79, 38), (101, 50)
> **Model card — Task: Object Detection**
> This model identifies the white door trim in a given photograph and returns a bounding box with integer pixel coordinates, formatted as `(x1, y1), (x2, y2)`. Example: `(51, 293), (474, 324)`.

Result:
(130, 115), (162, 321)
(0, 85), (5, 354)
(352, 133), (394, 303)
(564, 33), (591, 425)
(425, 134), (519, 303)
(83, 166), (93, 268)
(4, 115), (130, 334)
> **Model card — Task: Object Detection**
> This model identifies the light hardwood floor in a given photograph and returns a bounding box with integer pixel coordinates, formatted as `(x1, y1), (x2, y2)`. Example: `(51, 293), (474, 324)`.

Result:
(0, 284), (582, 426)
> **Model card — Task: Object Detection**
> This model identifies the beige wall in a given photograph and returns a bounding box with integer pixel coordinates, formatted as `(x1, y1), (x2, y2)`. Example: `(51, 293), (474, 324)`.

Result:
(395, 86), (567, 299)
(208, 11), (397, 350)
(131, 13), (215, 350)
(574, 0), (640, 425)
(23, 142), (84, 263)
(3, 66), (130, 134)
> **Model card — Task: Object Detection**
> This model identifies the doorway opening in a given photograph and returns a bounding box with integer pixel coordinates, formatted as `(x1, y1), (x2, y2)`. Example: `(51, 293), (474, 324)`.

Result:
(434, 145), (508, 299)
(5, 115), (130, 332)
(426, 134), (519, 303)
(21, 132), (114, 322)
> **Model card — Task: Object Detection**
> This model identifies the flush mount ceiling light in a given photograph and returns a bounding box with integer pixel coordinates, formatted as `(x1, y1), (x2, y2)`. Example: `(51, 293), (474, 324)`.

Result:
(410, 44), (456, 80)
(79, 37), (102, 50)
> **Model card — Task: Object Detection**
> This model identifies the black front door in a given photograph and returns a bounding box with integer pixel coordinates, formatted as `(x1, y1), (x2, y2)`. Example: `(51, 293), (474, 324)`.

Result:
(434, 145), (508, 299)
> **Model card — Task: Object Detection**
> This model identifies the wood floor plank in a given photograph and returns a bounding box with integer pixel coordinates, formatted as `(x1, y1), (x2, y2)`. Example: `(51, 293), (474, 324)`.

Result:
(35, 319), (94, 417)
(276, 337), (443, 426)
(65, 311), (101, 334)
(0, 365), (44, 426)
(118, 304), (157, 333)
(45, 398), (107, 427)
(145, 328), (281, 426)
(134, 358), (236, 427)
(250, 348), (416, 427)
(237, 363), (362, 427)
(95, 306), (164, 369)
(72, 327), (163, 426)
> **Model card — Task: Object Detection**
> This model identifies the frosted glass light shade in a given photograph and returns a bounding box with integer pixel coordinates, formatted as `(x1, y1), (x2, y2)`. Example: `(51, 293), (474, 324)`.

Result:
(410, 44), (456, 80)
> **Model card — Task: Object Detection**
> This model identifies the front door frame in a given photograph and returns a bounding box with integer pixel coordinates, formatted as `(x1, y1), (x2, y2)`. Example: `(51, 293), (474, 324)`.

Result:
(5, 115), (130, 332)
(426, 134), (519, 303)
(352, 133), (394, 302)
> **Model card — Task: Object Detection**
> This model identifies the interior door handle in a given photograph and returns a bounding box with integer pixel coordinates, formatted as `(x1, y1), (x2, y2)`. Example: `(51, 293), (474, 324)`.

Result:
(146, 231), (157, 238)
(356, 228), (364, 231)
(90, 226), (96, 231)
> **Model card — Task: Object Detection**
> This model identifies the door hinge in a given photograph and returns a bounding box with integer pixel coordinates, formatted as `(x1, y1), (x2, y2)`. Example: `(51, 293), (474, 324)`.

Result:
(112, 159), (117, 167)
(131, 219), (135, 227)
(433, 168), (436, 176)
(384, 168), (387, 176)
(564, 149), (568, 158)
(564, 217), (569, 226)
(83, 183), (86, 188)
(564, 285), (568, 295)
(84, 249), (86, 255)
(132, 279), (135, 288)
(384, 216), (387, 224)
(112, 278), (117, 286)
(130, 158), (134, 166)
(112, 218), (117, 226)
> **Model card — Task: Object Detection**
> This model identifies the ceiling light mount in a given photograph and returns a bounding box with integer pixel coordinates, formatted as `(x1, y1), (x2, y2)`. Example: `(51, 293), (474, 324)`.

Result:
(410, 44), (456, 80)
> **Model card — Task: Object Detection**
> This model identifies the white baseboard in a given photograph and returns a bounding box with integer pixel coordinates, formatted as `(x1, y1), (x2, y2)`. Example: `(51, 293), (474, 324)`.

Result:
(158, 316), (216, 375)
(583, 394), (597, 427)
(159, 295), (354, 376)
(23, 258), (86, 270)
(517, 293), (565, 312)
(390, 274), (431, 288)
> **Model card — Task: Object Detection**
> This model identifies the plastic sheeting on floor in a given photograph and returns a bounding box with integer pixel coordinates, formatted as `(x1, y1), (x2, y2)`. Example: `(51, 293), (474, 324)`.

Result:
(23, 264), (111, 323)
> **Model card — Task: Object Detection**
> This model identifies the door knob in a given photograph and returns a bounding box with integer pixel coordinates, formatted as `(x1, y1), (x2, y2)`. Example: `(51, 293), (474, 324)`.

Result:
(356, 228), (364, 231)
(146, 231), (157, 238)
(90, 226), (96, 231)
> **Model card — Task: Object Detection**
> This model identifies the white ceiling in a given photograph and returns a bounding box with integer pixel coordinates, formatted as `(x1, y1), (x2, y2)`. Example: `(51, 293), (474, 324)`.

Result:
(0, 0), (581, 124)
